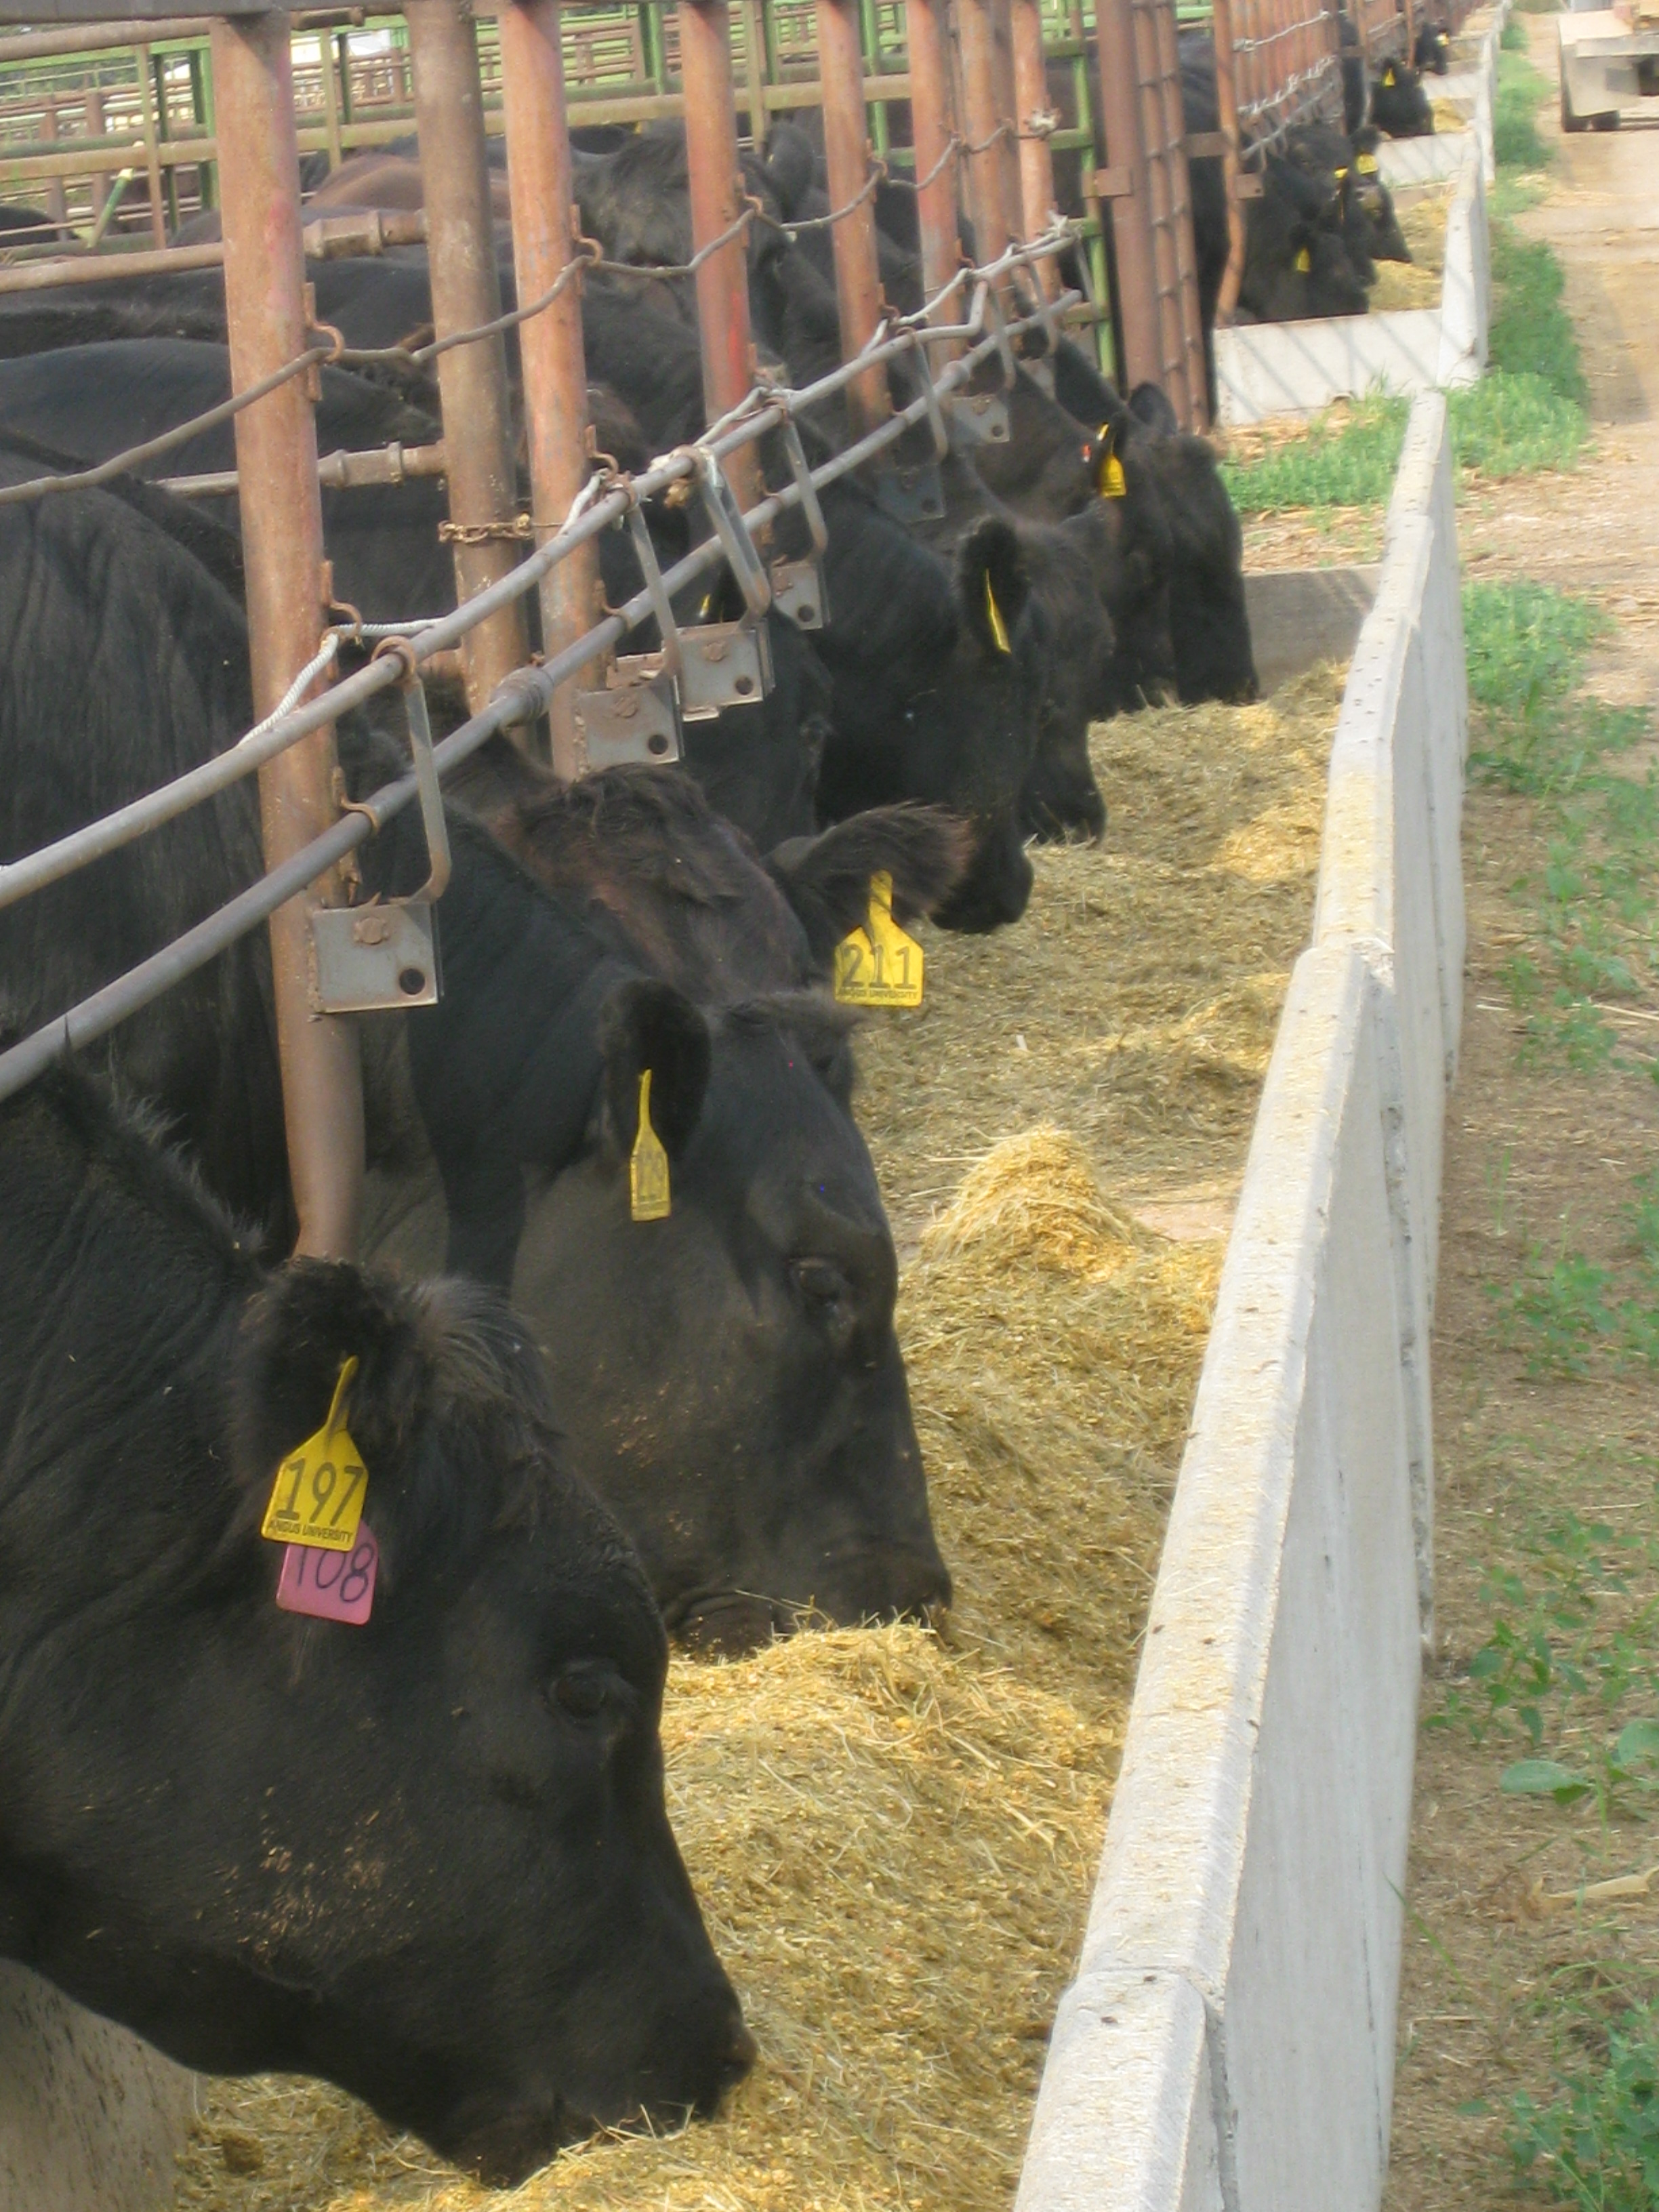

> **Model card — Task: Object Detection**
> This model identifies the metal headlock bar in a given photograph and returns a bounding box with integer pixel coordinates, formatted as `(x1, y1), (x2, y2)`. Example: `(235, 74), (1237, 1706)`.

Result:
(0, 232), (1080, 1116)
(0, 0), (1114, 1267)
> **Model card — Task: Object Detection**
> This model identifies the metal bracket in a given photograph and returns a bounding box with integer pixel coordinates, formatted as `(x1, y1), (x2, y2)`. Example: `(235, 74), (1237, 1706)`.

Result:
(576, 663), (683, 766)
(695, 448), (771, 620)
(981, 282), (1019, 390)
(626, 504), (682, 678)
(912, 340), (951, 459)
(874, 457), (946, 525)
(768, 417), (830, 629)
(312, 663), (448, 1014)
(678, 618), (774, 717)
(947, 389), (1010, 447)
(1090, 164), (1135, 199)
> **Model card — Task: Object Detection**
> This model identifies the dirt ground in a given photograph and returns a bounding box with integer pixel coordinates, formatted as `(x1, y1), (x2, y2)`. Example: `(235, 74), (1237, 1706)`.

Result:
(1380, 22), (1659, 2209)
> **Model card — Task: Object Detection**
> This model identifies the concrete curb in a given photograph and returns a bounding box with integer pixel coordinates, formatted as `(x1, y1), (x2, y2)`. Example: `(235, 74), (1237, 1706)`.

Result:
(0, 1967), (193, 2212)
(1013, 387), (1467, 2212)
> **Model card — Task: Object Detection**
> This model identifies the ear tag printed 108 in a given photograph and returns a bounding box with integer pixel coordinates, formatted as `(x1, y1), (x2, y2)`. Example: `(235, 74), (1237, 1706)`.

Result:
(834, 871), (924, 1009)
(630, 1067), (672, 1222)
(276, 1521), (379, 1625)
(260, 1356), (369, 1553)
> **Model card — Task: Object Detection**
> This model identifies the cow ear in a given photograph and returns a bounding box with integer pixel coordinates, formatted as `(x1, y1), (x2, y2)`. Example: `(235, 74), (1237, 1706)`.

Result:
(763, 121), (817, 219)
(598, 978), (712, 1163)
(956, 517), (1029, 662)
(1128, 381), (1181, 437)
(766, 804), (972, 971)
(232, 1261), (434, 1504)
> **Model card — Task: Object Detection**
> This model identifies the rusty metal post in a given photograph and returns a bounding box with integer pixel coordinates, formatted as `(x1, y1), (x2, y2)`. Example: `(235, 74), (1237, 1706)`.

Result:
(211, 9), (363, 1260)
(957, 0), (1010, 266)
(816, 0), (889, 434)
(1210, 0), (1247, 323)
(407, 0), (529, 715)
(904, 0), (962, 329)
(499, 0), (598, 779)
(1010, 0), (1057, 292)
(41, 102), (68, 228)
(1094, 0), (1159, 390)
(677, 0), (762, 509)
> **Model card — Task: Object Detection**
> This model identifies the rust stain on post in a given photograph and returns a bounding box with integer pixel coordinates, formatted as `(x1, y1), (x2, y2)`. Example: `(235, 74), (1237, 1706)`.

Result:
(678, 0), (762, 510)
(499, 0), (598, 778)
(904, 0), (962, 339)
(958, 0), (1011, 266)
(1210, 0), (1247, 323)
(1010, 0), (1057, 293)
(1094, 0), (1158, 390)
(211, 9), (363, 1260)
(407, 0), (529, 715)
(816, 0), (889, 435)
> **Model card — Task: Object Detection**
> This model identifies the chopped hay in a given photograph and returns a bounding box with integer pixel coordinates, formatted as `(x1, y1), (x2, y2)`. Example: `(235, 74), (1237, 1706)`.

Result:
(1370, 182), (1453, 312)
(174, 665), (1343, 2212)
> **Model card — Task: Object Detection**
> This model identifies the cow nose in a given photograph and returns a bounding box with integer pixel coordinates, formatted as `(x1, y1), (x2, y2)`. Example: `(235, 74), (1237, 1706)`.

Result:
(723, 2018), (760, 2087)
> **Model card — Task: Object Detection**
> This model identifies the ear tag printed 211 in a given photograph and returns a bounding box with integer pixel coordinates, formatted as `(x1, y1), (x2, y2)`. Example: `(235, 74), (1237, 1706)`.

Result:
(261, 1356), (369, 1553)
(834, 871), (924, 1009)
(630, 1067), (672, 1222)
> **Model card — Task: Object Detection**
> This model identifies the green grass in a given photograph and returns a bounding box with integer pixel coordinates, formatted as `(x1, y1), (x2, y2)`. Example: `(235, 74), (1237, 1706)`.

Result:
(1217, 394), (1408, 512)
(1502, 14), (1529, 49)
(1496, 46), (1556, 169)
(1489, 220), (1591, 407)
(1511, 2004), (1659, 2209)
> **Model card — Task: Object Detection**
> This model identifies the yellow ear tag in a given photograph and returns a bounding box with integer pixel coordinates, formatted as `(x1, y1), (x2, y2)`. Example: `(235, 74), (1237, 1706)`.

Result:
(1382, 64), (1395, 85)
(1334, 164), (1349, 180)
(1099, 451), (1127, 498)
(983, 573), (1011, 655)
(1357, 151), (1378, 174)
(629, 1067), (672, 1222)
(833, 870), (924, 1009)
(261, 1357), (369, 1553)
(1294, 247), (1312, 274)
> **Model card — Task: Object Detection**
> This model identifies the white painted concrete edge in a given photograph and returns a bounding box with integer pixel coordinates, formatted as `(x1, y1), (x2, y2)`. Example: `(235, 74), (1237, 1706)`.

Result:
(1013, 389), (1466, 2212)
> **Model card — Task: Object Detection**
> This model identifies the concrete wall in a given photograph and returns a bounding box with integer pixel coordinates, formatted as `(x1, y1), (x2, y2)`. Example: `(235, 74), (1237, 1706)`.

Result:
(1216, 132), (1489, 423)
(1012, 388), (1467, 2212)
(0, 1967), (193, 2212)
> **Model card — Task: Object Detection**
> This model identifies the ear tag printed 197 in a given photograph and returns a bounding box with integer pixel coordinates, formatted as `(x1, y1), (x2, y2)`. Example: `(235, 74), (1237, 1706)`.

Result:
(276, 1521), (379, 1625)
(630, 1067), (672, 1222)
(261, 1357), (369, 1553)
(834, 870), (924, 1009)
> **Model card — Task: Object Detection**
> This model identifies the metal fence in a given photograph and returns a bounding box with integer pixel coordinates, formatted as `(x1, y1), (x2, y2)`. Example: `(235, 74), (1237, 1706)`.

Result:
(0, 0), (1105, 1269)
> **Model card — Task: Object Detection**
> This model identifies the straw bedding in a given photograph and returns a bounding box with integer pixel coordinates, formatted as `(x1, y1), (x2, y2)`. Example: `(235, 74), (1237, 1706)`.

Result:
(1368, 180), (1454, 312)
(176, 663), (1344, 2212)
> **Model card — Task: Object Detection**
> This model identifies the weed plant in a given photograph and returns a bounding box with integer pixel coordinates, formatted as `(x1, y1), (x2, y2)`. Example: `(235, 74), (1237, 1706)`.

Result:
(1495, 47), (1555, 169)
(1511, 2003), (1659, 2209)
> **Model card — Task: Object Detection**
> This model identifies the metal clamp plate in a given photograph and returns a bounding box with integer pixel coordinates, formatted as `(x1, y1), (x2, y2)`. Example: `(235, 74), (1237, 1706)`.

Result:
(312, 901), (441, 1012)
(576, 663), (684, 766)
(678, 618), (774, 717)
(946, 390), (1010, 447)
(874, 458), (946, 526)
(770, 556), (828, 630)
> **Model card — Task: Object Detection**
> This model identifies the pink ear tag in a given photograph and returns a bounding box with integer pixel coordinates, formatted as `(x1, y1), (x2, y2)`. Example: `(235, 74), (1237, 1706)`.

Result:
(276, 1522), (379, 1626)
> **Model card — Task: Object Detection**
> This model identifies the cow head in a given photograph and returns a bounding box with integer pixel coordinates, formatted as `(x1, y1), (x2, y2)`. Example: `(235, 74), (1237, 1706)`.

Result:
(510, 980), (951, 1656)
(1371, 59), (1435, 137)
(0, 1070), (750, 2188)
(817, 505), (1044, 933)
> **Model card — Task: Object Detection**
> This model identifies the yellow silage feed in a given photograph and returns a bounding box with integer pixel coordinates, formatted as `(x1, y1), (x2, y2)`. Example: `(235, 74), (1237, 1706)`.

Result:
(176, 667), (1344, 2212)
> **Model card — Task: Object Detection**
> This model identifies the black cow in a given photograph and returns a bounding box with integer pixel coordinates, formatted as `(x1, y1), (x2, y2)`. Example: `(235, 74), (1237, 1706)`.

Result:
(0, 451), (949, 1652)
(0, 1054), (749, 2184)
(1124, 384), (1257, 705)
(451, 739), (971, 998)
(1414, 20), (1452, 75)
(1181, 35), (1373, 408)
(1371, 56), (1435, 136)
(1339, 10), (1369, 131)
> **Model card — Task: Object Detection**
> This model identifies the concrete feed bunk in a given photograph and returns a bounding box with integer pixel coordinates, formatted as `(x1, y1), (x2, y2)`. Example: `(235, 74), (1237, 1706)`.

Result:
(171, 674), (1348, 2212)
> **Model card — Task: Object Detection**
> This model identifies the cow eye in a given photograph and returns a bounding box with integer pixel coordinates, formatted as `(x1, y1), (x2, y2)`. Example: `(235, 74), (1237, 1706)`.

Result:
(551, 1664), (613, 1723)
(792, 1257), (849, 1311)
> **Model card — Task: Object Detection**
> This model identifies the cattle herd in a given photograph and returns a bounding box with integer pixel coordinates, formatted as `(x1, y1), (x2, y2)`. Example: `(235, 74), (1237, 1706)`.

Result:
(0, 27), (1435, 2182)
